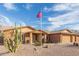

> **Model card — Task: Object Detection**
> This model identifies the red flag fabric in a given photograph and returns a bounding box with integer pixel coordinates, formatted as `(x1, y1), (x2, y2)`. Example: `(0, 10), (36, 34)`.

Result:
(37, 11), (42, 18)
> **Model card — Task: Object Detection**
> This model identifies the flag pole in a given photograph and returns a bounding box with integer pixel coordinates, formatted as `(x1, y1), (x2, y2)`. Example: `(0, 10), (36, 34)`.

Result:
(37, 10), (43, 46)
(40, 9), (43, 46)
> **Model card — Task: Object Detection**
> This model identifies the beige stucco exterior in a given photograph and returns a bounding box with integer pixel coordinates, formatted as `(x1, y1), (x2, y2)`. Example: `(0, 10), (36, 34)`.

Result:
(2, 26), (47, 44)
(47, 29), (79, 44)
(2, 26), (79, 44)
(76, 36), (79, 42)
(72, 36), (76, 42)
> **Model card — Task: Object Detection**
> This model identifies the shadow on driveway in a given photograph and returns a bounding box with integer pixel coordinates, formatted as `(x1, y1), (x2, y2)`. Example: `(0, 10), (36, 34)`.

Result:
(0, 51), (10, 56)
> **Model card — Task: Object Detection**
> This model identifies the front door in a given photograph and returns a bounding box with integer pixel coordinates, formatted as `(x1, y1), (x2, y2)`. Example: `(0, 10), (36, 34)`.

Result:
(22, 34), (25, 44)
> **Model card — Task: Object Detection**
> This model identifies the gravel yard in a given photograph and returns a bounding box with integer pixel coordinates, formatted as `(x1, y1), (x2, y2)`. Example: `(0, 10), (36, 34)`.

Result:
(0, 43), (79, 56)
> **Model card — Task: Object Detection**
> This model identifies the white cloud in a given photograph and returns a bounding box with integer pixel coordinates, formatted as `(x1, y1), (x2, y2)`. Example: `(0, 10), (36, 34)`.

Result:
(47, 4), (79, 31)
(70, 24), (79, 30)
(0, 15), (13, 27)
(3, 3), (16, 10)
(43, 6), (52, 12)
(48, 10), (79, 24)
(24, 4), (32, 10)
(53, 4), (72, 11)
(53, 4), (79, 11)
(47, 25), (61, 31)
(0, 15), (26, 28)
(43, 3), (79, 12)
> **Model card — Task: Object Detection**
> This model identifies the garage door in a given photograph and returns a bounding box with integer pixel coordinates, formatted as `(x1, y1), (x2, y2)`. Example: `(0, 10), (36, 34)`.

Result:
(62, 35), (70, 43)
(76, 36), (79, 42)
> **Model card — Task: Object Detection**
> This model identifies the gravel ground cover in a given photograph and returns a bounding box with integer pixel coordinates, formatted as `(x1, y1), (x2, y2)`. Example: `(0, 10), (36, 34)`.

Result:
(0, 44), (79, 56)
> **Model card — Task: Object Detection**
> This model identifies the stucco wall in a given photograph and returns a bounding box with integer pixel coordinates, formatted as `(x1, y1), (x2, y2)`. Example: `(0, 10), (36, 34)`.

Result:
(72, 35), (76, 42)
(48, 34), (60, 43)
(3, 27), (34, 40)
(76, 36), (79, 42)
(3, 30), (14, 39)
(61, 34), (71, 43)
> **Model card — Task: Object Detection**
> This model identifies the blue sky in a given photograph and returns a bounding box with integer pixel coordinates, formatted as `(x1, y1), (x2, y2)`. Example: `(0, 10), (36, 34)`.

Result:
(0, 3), (79, 31)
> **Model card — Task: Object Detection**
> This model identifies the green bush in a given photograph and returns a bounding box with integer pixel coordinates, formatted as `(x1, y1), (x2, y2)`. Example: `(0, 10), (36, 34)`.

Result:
(34, 41), (41, 46)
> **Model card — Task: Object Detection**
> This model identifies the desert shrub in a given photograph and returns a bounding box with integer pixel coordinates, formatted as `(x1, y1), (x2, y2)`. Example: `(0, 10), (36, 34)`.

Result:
(74, 43), (79, 46)
(43, 45), (48, 48)
(34, 41), (41, 46)
(73, 42), (79, 46)
(33, 38), (45, 46)
(0, 32), (4, 45)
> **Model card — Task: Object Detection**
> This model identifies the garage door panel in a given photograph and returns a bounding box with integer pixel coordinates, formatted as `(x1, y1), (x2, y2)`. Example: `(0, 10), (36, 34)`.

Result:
(76, 36), (79, 42)
(62, 35), (70, 43)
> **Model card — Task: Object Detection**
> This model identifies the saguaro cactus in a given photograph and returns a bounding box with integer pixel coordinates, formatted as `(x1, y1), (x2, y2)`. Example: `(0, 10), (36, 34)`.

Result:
(4, 23), (22, 53)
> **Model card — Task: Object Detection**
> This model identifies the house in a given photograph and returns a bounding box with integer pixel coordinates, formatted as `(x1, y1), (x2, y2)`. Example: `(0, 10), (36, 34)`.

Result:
(1, 26), (47, 45)
(1, 26), (79, 45)
(47, 29), (79, 44)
